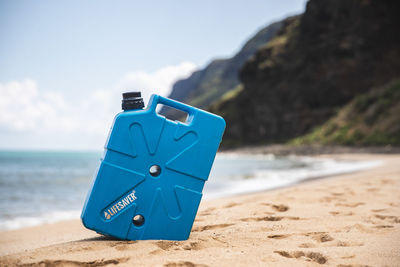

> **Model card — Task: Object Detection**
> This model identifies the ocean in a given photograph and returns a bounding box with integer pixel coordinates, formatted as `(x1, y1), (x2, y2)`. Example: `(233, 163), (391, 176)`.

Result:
(0, 150), (380, 231)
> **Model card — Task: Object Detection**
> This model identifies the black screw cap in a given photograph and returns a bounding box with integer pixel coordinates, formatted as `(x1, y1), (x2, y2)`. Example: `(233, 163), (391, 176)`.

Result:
(122, 91), (144, 111)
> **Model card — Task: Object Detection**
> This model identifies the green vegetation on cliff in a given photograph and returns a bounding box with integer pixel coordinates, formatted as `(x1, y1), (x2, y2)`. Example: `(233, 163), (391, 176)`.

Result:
(291, 79), (400, 146)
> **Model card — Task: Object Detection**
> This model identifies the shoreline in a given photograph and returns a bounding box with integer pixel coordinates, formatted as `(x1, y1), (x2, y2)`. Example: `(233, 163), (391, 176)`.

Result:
(0, 153), (381, 232)
(1, 153), (399, 266)
(221, 144), (400, 156)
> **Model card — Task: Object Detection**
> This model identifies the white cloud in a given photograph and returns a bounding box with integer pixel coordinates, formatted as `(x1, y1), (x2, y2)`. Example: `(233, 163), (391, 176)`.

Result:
(116, 61), (196, 103)
(0, 62), (197, 149)
(0, 79), (64, 132)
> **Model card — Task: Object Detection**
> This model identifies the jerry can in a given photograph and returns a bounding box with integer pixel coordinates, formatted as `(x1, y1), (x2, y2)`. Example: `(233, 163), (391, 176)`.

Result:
(81, 92), (225, 240)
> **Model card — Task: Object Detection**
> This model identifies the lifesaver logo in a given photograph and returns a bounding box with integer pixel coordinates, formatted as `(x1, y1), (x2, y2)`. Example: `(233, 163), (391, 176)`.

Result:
(103, 190), (137, 220)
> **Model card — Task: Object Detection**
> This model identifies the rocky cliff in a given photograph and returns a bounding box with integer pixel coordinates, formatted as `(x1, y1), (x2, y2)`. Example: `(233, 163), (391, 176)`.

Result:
(212, 0), (400, 147)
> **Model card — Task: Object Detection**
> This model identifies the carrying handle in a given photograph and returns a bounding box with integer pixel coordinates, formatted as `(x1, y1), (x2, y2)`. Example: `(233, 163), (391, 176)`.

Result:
(150, 95), (195, 117)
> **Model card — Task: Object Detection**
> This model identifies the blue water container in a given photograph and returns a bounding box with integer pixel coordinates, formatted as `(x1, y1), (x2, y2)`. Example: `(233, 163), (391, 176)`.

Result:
(81, 92), (225, 240)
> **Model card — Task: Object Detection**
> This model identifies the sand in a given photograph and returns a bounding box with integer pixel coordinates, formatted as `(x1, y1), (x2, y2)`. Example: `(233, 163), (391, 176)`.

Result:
(0, 153), (399, 266)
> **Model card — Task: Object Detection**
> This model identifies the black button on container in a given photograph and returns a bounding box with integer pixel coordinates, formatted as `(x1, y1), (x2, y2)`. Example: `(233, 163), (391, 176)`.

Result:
(132, 214), (145, 226)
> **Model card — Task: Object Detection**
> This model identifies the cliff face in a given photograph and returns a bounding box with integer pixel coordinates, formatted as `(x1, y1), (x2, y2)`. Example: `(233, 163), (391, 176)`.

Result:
(162, 21), (283, 118)
(213, 0), (400, 146)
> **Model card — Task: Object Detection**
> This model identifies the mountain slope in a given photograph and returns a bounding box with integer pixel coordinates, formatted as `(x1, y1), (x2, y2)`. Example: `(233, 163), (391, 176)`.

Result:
(291, 79), (400, 146)
(212, 0), (400, 147)
(162, 20), (283, 117)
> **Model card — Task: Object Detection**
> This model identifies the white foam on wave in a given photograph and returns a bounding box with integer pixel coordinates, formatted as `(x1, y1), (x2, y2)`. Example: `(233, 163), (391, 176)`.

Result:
(0, 210), (81, 231)
(203, 156), (382, 199)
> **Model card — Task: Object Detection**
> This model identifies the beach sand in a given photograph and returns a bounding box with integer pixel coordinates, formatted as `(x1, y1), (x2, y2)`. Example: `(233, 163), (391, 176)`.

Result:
(0, 153), (399, 266)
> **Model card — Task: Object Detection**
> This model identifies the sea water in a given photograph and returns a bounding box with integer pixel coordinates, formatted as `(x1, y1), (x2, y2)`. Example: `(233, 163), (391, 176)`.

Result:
(0, 150), (380, 231)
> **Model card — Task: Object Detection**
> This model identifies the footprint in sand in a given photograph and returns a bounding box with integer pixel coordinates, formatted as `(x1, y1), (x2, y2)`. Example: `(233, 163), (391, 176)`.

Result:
(329, 211), (354, 216)
(292, 240), (362, 249)
(335, 240), (364, 247)
(298, 243), (317, 248)
(164, 261), (209, 267)
(240, 216), (300, 222)
(155, 241), (180, 251)
(181, 238), (227, 251)
(182, 242), (203, 251)
(374, 225), (394, 229)
(274, 250), (327, 264)
(330, 192), (345, 196)
(335, 202), (365, 208)
(224, 202), (241, 208)
(310, 233), (334, 243)
(366, 187), (380, 192)
(198, 207), (216, 216)
(380, 179), (394, 185)
(374, 214), (400, 223)
(268, 232), (334, 243)
(259, 203), (290, 212)
(340, 255), (355, 259)
(241, 216), (282, 222)
(111, 241), (137, 251)
(270, 232), (349, 250)
(345, 223), (379, 233)
(28, 258), (129, 267)
(152, 236), (228, 255)
(371, 209), (386, 212)
(191, 223), (234, 232)
(267, 234), (290, 239)
(320, 196), (343, 203)
(271, 204), (290, 212)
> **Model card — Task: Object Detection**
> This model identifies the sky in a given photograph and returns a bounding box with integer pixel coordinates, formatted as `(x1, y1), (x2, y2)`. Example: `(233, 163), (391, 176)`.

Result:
(0, 0), (306, 150)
